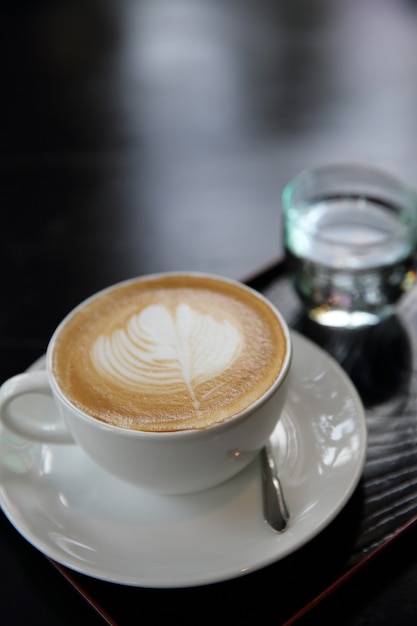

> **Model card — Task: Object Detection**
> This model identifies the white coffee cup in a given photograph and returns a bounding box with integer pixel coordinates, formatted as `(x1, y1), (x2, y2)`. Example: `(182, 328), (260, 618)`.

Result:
(0, 272), (292, 495)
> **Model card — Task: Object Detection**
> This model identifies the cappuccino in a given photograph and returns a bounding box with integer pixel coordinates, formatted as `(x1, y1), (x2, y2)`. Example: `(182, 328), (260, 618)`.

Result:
(51, 274), (287, 432)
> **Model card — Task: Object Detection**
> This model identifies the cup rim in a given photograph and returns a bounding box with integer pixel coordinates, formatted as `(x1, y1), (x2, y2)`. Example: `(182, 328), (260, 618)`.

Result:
(46, 271), (292, 439)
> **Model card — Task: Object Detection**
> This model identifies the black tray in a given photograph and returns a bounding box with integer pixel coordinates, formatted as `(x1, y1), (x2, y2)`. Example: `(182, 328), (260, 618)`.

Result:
(44, 260), (417, 625)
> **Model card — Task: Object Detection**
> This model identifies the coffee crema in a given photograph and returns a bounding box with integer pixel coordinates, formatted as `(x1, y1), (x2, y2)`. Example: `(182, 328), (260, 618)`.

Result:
(51, 274), (287, 432)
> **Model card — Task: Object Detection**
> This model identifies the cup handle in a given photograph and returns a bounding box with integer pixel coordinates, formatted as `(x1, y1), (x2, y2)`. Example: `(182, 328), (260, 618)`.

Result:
(0, 371), (75, 444)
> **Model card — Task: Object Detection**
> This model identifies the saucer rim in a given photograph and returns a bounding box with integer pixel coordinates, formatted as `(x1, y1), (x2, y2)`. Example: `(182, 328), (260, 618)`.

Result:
(0, 331), (367, 587)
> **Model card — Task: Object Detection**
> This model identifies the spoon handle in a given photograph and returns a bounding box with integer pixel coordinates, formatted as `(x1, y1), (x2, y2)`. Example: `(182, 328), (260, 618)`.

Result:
(261, 442), (290, 533)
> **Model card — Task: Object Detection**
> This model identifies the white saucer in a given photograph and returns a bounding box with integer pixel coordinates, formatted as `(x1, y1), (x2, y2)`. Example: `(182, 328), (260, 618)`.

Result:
(0, 332), (367, 588)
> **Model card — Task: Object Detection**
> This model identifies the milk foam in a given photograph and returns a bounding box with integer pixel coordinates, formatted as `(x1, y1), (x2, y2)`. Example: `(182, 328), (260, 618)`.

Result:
(51, 275), (286, 431)
(91, 303), (243, 409)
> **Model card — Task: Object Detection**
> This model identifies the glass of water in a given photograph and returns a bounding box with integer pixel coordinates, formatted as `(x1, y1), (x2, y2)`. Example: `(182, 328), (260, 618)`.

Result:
(282, 164), (417, 328)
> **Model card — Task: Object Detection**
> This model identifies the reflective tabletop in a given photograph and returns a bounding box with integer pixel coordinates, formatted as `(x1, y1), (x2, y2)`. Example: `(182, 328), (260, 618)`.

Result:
(2, 1), (417, 624)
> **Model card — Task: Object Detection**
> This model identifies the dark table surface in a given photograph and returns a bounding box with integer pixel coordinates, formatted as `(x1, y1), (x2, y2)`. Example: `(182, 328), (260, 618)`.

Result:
(3, 1), (417, 624)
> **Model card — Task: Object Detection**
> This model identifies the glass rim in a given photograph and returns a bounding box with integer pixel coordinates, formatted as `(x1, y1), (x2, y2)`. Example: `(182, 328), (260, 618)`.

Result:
(282, 164), (417, 243)
(282, 163), (417, 209)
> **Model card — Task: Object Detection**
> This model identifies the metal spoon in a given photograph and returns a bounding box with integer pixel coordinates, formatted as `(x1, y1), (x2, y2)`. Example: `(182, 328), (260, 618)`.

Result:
(261, 441), (290, 532)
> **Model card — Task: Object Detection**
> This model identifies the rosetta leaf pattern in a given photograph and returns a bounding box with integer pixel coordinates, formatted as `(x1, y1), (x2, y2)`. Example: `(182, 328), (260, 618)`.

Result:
(92, 304), (243, 408)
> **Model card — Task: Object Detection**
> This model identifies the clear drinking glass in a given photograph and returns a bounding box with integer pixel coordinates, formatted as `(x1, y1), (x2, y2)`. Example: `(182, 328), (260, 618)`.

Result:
(282, 164), (417, 328)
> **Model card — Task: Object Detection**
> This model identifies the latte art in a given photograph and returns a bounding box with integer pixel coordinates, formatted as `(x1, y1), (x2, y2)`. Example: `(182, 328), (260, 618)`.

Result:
(51, 274), (287, 431)
(91, 303), (243, 409)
